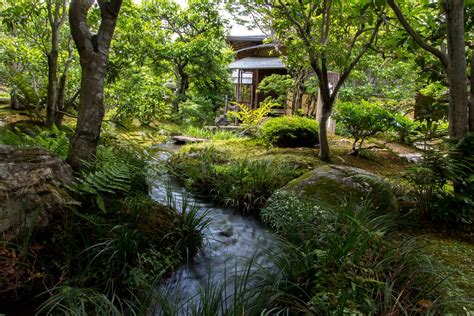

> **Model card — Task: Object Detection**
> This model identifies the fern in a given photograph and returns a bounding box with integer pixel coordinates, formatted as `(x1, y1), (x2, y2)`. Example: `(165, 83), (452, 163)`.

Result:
(227, 101), (276, 135)
(77, 162), (132, 195)
(73, 146), (148, 212)
(0, 125), (70, 159)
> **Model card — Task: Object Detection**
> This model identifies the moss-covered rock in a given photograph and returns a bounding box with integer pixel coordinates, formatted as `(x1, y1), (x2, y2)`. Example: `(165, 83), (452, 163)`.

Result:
(283, 164), (398, 212)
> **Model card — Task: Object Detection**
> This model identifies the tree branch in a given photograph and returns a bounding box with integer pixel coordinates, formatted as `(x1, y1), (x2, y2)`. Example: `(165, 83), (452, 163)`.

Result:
(331, 18), (383, 104)
(387, 0), (448, 70)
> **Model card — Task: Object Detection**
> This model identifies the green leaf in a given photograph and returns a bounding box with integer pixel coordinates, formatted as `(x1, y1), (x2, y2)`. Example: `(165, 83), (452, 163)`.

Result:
(96, 195), (106, 213)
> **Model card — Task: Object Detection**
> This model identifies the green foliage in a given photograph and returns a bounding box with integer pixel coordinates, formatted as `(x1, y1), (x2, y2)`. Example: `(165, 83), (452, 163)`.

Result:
(403, 152), (448, 217)
(417, 118), (449, 146)
(108, 68), (173, 125)
(0, 0), (80, 118)
(419, 82), (448, 99)
(392, 114), (420, 144)
(227, 101), (276, 136)
(261, 190), (334, 241)
(30, 143), (208, 314)
(334, 101), (395, 154)
(339, 54), (420, 102)
(0, 125), (70, 159)
(37, 286), (122, 316)
(178, 97), (215, 126)
(73, 145), (148, 212)
(180, 126), (239, 141)
(404, 140), (474, 226)
(213, 159), (301, 212)
(170, 147), (301, 212)
(261, 196), (448, 314)
(260, 116), (319, 148)
(257, 74), (294, 106)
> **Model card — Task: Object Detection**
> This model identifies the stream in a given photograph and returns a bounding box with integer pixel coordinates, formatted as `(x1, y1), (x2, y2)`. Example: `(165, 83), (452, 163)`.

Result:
(149, 143), (281, 313)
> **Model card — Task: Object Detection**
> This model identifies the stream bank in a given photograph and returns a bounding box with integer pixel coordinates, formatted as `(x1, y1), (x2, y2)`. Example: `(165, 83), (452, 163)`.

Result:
(150, 143), (281, 313)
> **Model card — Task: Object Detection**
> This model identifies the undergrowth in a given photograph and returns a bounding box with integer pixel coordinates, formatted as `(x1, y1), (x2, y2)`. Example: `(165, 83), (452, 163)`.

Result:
(0, 125), (207, 314)
(261, 192), (458, 314)
(169, 145), (302, 213)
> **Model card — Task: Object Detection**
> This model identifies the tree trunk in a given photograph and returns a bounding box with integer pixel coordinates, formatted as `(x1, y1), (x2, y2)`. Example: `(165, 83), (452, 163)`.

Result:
(68, 60), (106, 169)
(10, 93), (25, 110)
(54, 72), (67, 127)
(45, 43), (59, 127)
(469, 48), (474, 132)
(67, 0), (122, 171)
(55, 36), (74, 127)
(172, 65), (189, 114)
(319, 110), (331, 161)
(444, 0), (468, 139)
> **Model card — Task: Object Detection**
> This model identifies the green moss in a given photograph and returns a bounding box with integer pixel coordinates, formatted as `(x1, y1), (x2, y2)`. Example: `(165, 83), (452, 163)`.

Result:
(284, 165), (398, 213)
(420, 236), (474, 312)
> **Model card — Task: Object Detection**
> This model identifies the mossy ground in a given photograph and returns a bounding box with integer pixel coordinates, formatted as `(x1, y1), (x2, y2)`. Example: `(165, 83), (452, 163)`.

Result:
(415, 234), (474, 312)
(177, 136), (409, 178)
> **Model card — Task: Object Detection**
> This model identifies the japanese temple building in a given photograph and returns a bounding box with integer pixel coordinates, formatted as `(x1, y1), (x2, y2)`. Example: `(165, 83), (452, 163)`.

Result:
(226, 35), (338, 133)
(227, 35), (287, 109)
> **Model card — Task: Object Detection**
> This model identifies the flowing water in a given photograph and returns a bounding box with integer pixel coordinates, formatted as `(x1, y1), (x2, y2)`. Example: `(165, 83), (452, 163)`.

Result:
(149, 143), (280, 313)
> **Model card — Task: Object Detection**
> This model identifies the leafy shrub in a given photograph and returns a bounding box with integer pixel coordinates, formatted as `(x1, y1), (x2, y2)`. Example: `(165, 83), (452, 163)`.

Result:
(260, 116), (319, 148)
(178, 97), (216, 126)
(404, 140), (474, 225)
(417, 118), (449, 147)
(334, 100), (394, 155)
(404, 159), (447, 217)
(227, 101), (275, 136)
(261, 190), (335, 241)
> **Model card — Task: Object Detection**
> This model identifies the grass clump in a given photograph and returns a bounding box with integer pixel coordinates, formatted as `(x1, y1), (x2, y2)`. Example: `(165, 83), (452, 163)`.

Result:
(170, 145), (302, 213)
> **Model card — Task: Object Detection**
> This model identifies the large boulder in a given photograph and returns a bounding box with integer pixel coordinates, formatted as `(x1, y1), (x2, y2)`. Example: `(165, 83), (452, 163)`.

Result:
(0, 145), (74, 236)
(283, 164), (398, 212)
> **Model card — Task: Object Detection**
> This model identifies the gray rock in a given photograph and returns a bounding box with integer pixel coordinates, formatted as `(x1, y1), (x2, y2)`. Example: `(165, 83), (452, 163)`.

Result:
(218, 225), (233, 237)
(0, 145), (74, 236)
(283, 164), (398, 212)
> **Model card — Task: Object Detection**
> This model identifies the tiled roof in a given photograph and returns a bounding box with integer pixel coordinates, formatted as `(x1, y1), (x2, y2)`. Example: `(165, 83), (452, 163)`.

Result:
(229, 57), (286, 70)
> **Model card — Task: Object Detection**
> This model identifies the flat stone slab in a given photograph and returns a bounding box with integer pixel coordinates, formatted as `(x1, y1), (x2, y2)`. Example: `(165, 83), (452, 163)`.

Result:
(398, 153), (423, 163)
(204, 125), (244, 131)
(172, 135), (209, 145)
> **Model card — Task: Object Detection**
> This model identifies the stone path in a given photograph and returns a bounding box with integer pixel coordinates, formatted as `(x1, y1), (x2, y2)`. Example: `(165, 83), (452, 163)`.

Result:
(385, 143), (423, 163)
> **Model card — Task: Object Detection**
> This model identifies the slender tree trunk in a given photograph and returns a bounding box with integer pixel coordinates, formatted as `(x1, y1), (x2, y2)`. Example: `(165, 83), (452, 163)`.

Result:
(319, 111), (330, 161)
(10, 93), (25, 110)
(54, 72), (67, 127)
(67, 0), (122, 171)
(469, 48), (474, 132)
(45, 37), (59, 127)
(45, 0), (67, 128)
(55, 36), (74, 127)
(444, 0), (468, 139)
